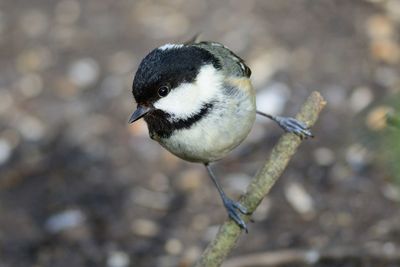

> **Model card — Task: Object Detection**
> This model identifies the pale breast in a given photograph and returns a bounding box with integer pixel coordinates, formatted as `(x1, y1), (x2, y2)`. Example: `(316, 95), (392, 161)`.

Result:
(158, 77), (256, 163)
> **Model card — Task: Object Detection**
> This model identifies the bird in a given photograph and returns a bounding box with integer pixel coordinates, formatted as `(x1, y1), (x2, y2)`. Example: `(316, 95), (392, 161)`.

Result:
(128, 40), (313, 232)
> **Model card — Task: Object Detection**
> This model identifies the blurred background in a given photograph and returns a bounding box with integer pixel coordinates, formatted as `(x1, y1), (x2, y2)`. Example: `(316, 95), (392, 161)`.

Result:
(1, 0), (400, 266)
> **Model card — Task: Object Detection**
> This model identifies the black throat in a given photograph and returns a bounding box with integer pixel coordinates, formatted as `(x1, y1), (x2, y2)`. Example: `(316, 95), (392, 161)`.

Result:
(144, 102), (214, 139)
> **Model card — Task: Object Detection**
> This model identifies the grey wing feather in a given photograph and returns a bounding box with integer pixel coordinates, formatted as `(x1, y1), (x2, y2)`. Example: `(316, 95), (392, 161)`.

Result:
(193, 41), (251, 78)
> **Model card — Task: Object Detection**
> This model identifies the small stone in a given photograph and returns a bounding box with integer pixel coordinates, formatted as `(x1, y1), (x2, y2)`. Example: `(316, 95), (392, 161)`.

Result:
(16, 115), (45, 141)
(45, 209), (86, 233)
(0, 89), (14, 115)
(1, 129), (21, 149)
(190, 214), (210, 231)
(131, 187), (171, 211)
(305, 250), (320, 264)
(53, 77), (79, 98)
(108, 51), (136, 75)
(319, 212), (336, 229)
(365, 241), (385, 252)
(68, 115), (111, 143)
(385, 0), (400, 21)
(366, 106), (392, 131)
(50, 24), (78, 48)
(346, 144), (370, 169)
(252, 197), (271, 221)
(370, 39), (400, 64)
(181, 246), (202, 266)
(382, 183), (400, 202)
(176, 168), (204, 191)
(284, 182), (315, 219)
(226, 173), (251, 193)
(20, 9), (48, 38)
(161, 150), (181, 171)
(55, 0), (81, 25)
(149, 172), (170, 192)
(204, 225), (219, 241)
(131, 219), (160, 237)
(375, 67), (399, 89)
(0, 138), (12, 165)
(313, 147), (335, 166)
(248, 49), (288, 88)
(350, 87), (373, 112)
(165, 238), (183, 255)
(100, 75), (125, 98)
(256, 82), (291, 116)
(371, 220), (391, 236)
(0, 210), (42, 245)
(107, 251), (130, 267)
(129, 136), (162, 162)
(324, 85), (347, 109)
(134, 4), (190, 38)
(383, 242), (396, 255)
(366, 14), (400, 64)
(366, 15), (394, 40)
(68, 58), (100, 88)
(157, 255), (179, 267)
(336, 212), (353, 226)
(16, 47), (52, 73)
(18, 73), (43, 98)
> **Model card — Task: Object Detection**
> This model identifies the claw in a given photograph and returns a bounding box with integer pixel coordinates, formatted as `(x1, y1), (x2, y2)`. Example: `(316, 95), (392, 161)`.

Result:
(205, 164), (251, 233)
(275, 116), (314, 139)
(223, 198), (249, 233)
(233, 201), (251, 215)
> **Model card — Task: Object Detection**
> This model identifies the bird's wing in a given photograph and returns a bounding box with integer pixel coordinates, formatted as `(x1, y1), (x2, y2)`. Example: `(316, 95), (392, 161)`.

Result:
(193, 41), (251, 78)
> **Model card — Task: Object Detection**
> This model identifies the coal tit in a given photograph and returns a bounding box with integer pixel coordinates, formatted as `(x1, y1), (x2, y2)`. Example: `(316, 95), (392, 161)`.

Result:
(129, 40), (312, 231)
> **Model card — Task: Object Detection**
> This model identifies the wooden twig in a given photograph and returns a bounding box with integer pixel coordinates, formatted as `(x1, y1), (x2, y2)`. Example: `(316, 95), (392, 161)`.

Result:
(194, 91), (327, 267)
(222, 246), (400, 267)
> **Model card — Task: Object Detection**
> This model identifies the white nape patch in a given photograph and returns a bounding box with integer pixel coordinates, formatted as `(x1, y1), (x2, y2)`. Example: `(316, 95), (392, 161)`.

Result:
(154, 65), (222, 120)
(158, 43), (184, 51)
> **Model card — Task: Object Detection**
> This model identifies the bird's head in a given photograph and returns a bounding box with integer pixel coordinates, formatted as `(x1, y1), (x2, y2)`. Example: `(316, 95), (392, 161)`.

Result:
(129, 43), (222, 127)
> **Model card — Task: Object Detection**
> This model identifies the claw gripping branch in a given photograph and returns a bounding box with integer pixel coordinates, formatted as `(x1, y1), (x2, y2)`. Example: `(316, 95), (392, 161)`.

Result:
(194, 91), (327, 267)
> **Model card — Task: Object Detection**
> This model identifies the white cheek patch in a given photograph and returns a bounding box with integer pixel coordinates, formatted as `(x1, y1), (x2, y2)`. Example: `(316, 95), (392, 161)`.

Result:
(154, 65), (222, 120)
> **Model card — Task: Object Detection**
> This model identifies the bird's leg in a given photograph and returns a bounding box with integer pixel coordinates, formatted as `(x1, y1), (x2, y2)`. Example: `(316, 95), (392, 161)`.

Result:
(204, 163), (249, 232)
(256, 110), (314, 139)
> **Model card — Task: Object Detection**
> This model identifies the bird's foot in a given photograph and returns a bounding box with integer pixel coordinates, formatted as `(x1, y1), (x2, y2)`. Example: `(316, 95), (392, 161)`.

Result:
(274, 116), (314, 139)
(223, 197), (250, 233)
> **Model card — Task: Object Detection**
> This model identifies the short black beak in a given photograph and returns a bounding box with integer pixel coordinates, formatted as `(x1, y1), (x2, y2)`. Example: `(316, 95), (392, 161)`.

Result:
(128, 105), (151, 123)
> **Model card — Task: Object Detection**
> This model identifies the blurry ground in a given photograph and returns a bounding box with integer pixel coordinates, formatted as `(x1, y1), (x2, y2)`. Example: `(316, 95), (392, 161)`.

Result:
(1, 0), (400, 266)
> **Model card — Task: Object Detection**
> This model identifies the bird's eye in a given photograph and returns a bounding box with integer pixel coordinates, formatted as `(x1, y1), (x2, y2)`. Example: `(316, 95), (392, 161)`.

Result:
(158, 85), (170, 97)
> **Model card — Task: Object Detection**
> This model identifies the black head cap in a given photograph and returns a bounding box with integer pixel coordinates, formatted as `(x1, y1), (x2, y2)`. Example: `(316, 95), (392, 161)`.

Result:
(132, 45), (221, 105)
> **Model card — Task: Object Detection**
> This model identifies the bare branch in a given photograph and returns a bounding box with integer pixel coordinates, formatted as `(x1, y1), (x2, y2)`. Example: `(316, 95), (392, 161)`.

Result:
(194, 91), (327, 267)
(222, 246), (400, 267)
